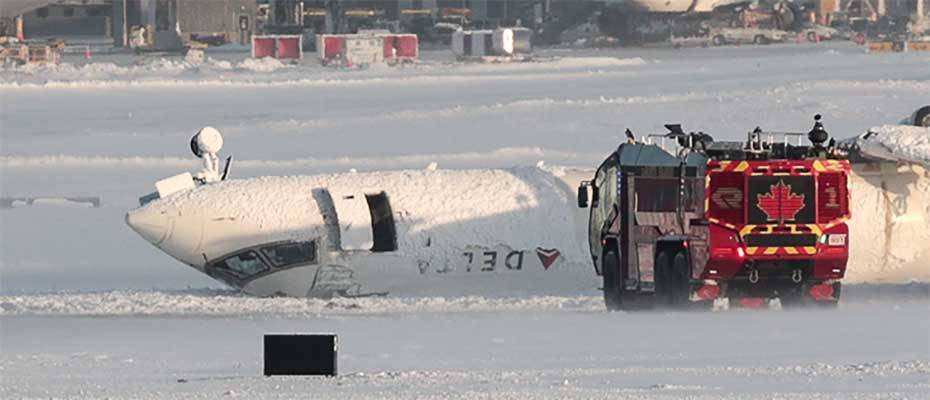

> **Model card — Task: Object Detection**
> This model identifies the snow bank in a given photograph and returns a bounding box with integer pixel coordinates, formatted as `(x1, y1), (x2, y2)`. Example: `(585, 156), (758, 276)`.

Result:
(770, 80), (930, 94)
(0, 57), (308, 88)
(0, 55), (649, 89)
(236, 57), (291, 72)
(0, 290), (603, 316)
(17, 56), (289, 76)
(0, 69), (642, 89)
(549, 56), (646, 68)
(454, 56), (647, 71)
(1, 284), (923, 316)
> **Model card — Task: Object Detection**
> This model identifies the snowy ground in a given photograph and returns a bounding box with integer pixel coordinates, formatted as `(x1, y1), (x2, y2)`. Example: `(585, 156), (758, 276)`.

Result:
(2, 300), (928, 400)
(1, 42), (929, 398)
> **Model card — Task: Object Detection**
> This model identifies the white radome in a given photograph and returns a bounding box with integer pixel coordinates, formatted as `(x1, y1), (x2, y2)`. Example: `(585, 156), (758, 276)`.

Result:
(195, 126), (224, 154)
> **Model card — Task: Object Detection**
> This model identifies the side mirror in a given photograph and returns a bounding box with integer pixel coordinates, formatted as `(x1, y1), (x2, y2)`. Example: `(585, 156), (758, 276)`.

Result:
(577, 183), (589, 208)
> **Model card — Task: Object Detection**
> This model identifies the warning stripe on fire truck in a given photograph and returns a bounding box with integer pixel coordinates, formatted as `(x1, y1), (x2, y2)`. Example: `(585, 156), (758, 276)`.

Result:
(739, 224), (823, 236)
(812, 160), (847, 172)
(710, 159), (846, 173)
(708, 160), (750, 173)
(745, 246), (817, 255)
(740, 224), (821, 256)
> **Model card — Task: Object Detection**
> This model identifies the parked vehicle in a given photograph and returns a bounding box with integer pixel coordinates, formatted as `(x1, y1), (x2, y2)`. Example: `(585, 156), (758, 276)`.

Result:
(710, 27), (788, 45)
(798, 24), (839, 41)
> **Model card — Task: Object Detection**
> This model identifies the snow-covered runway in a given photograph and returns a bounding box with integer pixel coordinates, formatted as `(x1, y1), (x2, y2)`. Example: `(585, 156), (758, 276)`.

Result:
(1, 42), (929, 398)
(3, 299), (928, 399)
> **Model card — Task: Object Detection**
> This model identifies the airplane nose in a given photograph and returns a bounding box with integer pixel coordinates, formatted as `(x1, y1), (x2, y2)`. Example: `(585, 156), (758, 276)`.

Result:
(126, 208), (171, 245)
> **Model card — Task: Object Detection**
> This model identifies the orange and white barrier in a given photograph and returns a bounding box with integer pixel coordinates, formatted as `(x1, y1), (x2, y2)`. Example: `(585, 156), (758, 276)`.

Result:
(317, 32), (418, 66)
(252, 34), (303, 60)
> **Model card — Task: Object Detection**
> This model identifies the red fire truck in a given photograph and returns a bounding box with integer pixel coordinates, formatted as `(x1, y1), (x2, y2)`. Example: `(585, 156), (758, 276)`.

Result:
(578, 116), (851, 310)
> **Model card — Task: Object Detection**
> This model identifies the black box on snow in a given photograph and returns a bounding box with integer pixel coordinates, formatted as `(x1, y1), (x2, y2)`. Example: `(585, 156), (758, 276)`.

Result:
(263, 334), (337, 376)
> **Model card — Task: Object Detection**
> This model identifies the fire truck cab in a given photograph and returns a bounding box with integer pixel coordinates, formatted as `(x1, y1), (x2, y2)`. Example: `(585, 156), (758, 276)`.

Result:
(578, 116), (851, 310)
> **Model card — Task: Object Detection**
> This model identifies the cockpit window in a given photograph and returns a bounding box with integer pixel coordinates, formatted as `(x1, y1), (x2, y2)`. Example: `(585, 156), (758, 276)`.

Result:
(261, 241), (318, 268)
(216, 250), (268, 279)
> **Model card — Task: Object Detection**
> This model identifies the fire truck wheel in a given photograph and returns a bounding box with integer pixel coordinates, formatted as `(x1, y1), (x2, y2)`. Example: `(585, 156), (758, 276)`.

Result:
(671, 252), (691, 307)
(654, 251), (672, 306)
(602, 250), (623, 311)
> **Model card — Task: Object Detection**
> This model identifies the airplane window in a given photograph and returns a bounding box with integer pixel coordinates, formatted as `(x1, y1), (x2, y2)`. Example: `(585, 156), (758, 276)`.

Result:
(261, 241), (317, 268)
(217, 251), (268, 279)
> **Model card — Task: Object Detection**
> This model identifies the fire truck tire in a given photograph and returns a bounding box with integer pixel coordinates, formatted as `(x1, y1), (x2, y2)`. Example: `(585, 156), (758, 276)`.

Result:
(670, 252), (691, 307)
(602, 250), (623, 311)
(655, 251), (672, 306)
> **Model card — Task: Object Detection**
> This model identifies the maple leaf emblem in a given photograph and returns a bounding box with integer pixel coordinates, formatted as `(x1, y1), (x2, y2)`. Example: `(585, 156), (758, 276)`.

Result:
(756, 180), (805, 222)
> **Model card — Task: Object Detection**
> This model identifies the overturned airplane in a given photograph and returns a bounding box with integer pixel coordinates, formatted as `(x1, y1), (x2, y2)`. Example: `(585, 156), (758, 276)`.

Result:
(127, 132), (593, 298)
(128, 112), (930, 298)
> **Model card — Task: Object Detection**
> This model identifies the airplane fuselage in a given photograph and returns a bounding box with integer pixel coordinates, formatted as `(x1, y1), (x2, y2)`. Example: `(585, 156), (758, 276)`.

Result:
(126, 167), (596, 298)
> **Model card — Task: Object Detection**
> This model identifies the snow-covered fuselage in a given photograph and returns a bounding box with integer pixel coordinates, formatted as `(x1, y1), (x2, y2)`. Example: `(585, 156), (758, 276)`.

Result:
(126, 168), (595, 298)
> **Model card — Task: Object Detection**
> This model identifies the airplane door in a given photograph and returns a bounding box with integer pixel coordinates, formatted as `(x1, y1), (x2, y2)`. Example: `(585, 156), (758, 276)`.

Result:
(330, 191), (374, 250)
(328, 190), (398, 252)
(365, 192), (397, 252)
